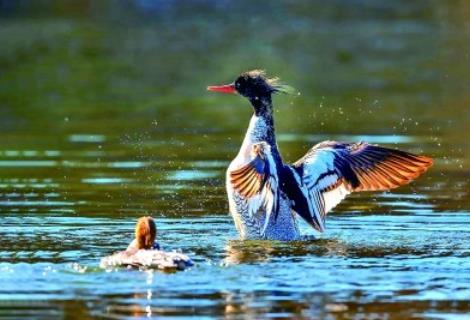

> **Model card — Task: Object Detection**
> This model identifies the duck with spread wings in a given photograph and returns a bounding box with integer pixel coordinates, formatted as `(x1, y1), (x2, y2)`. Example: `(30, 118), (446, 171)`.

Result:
(208, 70), (433, 241)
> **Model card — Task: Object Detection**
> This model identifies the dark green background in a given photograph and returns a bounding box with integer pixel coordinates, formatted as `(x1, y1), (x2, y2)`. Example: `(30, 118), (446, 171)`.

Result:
(0, 1), (468, 318)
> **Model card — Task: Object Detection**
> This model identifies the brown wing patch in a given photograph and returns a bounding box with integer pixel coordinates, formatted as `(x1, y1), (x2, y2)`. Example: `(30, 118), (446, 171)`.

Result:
(347, 146), (433, 192)
(230, 157), (267, 198)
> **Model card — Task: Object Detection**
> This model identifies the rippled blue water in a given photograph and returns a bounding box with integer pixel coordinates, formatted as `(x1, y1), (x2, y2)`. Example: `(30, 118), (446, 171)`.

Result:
(0, 1), (469, 319)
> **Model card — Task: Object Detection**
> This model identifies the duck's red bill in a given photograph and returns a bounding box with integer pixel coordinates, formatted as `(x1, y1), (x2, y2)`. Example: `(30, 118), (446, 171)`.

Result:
(207, 83), (236, 94)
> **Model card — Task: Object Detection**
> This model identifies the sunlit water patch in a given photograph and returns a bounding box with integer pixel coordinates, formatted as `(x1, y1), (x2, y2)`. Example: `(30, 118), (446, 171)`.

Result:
(278, 133), (418, 144)
(167, 170), (220, 181)
(68, 134), (107, 143)
(0, 214), (468, 318)
(0, 1), (469, 318)
(82, 177), (132, 184)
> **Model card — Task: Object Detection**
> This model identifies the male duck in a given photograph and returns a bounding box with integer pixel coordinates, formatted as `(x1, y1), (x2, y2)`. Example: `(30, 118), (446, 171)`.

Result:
(208, 70), (433, 241)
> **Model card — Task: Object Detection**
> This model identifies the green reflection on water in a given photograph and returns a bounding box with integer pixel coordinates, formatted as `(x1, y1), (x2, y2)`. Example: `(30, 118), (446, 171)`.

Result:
(0, 1), (469, 319)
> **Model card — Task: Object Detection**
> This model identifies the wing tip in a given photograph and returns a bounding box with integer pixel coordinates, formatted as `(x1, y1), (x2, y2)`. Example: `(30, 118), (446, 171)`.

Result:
(381, 153), (433, 190)
(417, 155), (433, 168)
(350, 151), (433, 192)
(310, 223), (325, 233)
(309, 216), (326, 233)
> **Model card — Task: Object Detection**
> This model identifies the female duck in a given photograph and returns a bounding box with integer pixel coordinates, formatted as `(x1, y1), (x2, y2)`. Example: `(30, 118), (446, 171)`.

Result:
(100, 216), (192, 270)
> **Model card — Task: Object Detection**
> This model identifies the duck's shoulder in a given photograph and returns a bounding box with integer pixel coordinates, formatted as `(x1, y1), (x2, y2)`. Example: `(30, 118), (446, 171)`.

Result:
(126, 239), (138, 251)
(126, 239), (161, 251)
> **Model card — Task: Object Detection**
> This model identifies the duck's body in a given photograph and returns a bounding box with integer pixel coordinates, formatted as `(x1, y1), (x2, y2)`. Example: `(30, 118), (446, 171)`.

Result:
(100, 216), (192, 270)
(127, 239), (161, 251)
(227, 113), (301, 240)
(100, 248), (192, 270)
(209, 70), (433, 241)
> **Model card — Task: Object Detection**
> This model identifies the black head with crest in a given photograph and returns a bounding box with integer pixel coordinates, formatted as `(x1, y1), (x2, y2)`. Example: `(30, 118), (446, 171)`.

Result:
(207, 70), (296, 116)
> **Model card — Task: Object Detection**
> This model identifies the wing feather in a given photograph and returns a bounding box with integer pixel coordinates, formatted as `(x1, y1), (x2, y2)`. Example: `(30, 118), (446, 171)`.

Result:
(229, 142), (279, 236)
(288, 141), (432, 232)
(230, 156), (267, 198)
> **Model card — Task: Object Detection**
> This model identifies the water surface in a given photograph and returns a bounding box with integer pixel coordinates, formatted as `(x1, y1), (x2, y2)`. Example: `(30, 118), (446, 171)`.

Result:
(0, 1), (469, 319)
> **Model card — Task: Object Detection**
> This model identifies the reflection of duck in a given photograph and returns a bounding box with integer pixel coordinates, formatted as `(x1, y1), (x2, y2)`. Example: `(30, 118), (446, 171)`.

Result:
(223, 238), (348, 265)
(208, 70), (433, 241)
(223, 240), (276, 265)
(100, 216), (192, 270)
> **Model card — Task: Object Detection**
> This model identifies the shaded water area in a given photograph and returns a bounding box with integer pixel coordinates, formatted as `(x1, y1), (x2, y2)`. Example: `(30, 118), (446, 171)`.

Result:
(0, 1), (469, 318)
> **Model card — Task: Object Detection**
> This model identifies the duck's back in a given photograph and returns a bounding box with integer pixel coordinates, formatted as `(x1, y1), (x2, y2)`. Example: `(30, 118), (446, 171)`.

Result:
(100, 249), (192, 270)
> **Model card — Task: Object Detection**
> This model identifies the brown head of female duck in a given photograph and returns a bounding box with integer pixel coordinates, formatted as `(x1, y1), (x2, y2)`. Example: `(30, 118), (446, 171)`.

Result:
(127, 216), (161, 251)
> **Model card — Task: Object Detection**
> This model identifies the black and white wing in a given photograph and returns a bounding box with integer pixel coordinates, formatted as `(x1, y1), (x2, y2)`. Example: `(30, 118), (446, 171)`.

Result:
(286, 141), (433, 232)
(229, 142), (279, 235)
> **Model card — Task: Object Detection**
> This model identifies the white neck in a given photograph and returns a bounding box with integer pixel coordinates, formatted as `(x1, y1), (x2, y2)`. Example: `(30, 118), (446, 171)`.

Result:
(237, 114), (269, 159)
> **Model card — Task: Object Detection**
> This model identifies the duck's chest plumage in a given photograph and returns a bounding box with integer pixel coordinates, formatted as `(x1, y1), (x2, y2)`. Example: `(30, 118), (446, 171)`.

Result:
(226, 114), (300, 241)
(227, 190), (299, 241)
